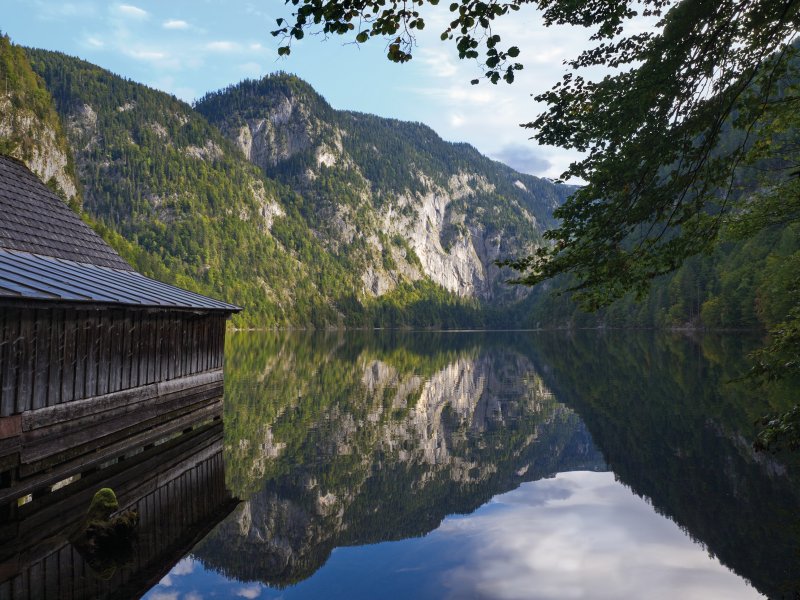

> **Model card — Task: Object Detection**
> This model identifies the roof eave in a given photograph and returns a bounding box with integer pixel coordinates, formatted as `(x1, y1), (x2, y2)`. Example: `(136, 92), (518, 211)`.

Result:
(0, 296), (243, 314)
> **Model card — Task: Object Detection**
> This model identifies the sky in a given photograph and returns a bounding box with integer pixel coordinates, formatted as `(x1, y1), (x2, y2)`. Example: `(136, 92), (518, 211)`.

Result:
(2, 0), (602, 179)
(142, 472), (761, 599)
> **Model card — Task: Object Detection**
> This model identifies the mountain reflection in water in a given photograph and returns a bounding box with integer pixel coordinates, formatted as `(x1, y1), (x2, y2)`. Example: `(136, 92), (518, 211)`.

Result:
(143, 331), (800, 600)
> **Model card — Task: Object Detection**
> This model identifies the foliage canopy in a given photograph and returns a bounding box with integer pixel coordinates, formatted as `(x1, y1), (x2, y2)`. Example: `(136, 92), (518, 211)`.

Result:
(275, 0), (800, 445)
(274, 0), (800, 307)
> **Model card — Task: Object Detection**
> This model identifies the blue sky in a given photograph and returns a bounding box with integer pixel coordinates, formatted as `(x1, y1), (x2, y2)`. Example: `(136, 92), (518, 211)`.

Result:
(3, 0), (599, 179)
(141, 472), (758, 600)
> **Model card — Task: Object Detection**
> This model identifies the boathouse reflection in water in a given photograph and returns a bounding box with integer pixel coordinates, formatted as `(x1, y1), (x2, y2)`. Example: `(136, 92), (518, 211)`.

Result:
(0, 155), (240, 599)
(0, 400), (235, 599)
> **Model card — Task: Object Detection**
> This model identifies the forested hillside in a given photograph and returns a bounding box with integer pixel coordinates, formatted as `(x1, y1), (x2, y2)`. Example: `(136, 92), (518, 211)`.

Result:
(25, 47), (363, 328)
(511, 220), (799, 333)
(2, 35), (793, 333)
(196, 75), (574, 305)
(1, 40), (577, 328)
(0, 35), (78, 204)
(511, 154), (799, 333)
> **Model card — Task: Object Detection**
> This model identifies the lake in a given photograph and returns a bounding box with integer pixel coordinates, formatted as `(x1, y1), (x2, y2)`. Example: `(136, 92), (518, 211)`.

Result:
(120, 331), (798, 598)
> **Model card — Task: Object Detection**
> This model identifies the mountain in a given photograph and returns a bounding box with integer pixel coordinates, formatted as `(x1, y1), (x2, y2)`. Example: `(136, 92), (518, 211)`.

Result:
(193, 332), (604, 586)
(24, 46), (357, 328)
(0, 38), (577, 327)
(2, 35), (795, 333)
(0, 36), (78, 205)
(196, 75), (573, 303)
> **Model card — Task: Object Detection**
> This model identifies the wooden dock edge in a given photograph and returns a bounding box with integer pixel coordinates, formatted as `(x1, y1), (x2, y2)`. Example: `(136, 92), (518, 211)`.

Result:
(20, 369), (223, 432)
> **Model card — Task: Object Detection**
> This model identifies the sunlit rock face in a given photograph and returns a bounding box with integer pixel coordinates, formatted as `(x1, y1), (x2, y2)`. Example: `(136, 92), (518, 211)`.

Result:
(229, 111), (536, 301)
(196, 74), (575, 303)
(198, 336), (604, 586)
(0, 96), (78, 201)
(160, 332), (800, 599)
(375, 177), (521, 299)
(231, 97), (316, 170)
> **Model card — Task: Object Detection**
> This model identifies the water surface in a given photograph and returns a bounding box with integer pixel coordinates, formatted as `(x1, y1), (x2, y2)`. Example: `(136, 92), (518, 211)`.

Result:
(142, 331), (800, 599)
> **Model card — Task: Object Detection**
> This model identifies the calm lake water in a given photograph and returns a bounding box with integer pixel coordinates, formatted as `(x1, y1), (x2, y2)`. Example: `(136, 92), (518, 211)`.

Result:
(139, 330), (800, 599)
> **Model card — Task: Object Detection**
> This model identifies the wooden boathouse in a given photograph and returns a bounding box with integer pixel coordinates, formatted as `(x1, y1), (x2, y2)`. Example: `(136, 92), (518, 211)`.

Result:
(0, 154), (240, 506)
(0, 409), (234, 599)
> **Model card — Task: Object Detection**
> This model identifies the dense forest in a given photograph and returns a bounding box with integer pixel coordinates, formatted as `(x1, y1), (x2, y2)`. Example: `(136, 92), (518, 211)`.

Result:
(195, 330), (602, 586)
(0, 34), (796, 334)
(514, 220), (800, 333)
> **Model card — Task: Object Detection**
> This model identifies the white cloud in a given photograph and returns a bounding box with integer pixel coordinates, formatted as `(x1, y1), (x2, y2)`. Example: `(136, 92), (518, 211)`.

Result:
(414, 84), (495, 106)
(235, 586), (262, 599)
(85, 36), (105, 48)
(528, 46), (568, 65)
(163, 19), (190, 30)
(127, 49), (167, 61)
(170, 557), (197, 576)
(449, 114), (465, 127)
(239, 62), (263, 77)
(435, 472), (762, 600)
(33, 1), (97, 19)
(147, 593), (178, 600)
(117, 4), (148, 19)
(206, 41), (241, 53)
(244, 4), (273, 21)
(183, 593), (203, 600)
(418, 48), (459, 78)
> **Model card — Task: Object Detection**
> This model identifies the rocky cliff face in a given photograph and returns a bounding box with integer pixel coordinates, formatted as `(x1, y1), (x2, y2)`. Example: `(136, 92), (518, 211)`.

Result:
(0, 98), (77, 201)
(0, 36), (78, 202)
(229, 95), (319, 169)
(196, 75), (575, 303)
(199, 340), (603, 586)
(12, 45), (573, 326)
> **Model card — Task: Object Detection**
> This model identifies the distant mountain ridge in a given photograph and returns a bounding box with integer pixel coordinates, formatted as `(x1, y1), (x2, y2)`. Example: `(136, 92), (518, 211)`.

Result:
(196, 75), (573, 303)
(0, 36), (78, 205)
(3, 36), (794, 333)
(0, 37), (575, 326)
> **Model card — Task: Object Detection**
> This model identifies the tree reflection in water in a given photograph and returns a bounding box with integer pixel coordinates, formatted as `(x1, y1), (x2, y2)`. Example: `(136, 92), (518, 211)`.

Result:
(175, 331), (800, 598)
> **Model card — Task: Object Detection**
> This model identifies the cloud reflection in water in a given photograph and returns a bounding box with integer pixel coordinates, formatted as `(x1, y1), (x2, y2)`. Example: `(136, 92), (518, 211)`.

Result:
(435, 471), (762, 600)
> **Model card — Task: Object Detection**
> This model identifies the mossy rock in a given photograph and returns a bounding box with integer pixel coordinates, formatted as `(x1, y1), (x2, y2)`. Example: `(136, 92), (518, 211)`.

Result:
(85, 487), (119, 523)
(71, 487), (139, 579)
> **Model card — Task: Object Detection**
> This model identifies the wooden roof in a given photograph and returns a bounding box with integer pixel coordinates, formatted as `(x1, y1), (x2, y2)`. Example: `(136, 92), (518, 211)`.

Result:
(0, 155), (132, 270)
(0, 155), (240, 313)
(0, 248), (240, 311)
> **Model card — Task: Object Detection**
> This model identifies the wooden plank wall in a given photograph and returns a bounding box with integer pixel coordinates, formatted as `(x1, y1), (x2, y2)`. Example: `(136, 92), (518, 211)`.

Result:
(0, 309), (227, 417)
(0, 426), (233, 600)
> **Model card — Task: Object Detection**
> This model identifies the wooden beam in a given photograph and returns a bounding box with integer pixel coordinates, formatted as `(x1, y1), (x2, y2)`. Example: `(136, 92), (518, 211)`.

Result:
(20, 369), (223, 432)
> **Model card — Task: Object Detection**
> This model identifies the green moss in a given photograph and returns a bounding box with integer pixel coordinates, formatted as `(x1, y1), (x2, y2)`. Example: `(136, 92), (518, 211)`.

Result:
(86, 487), (119, 522)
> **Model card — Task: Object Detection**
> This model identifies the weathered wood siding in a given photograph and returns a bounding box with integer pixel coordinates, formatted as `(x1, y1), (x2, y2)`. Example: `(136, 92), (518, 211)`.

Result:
(0, 307), (227, 417)
(0, 421), (234, 600)
(0, 372), (224, 504)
